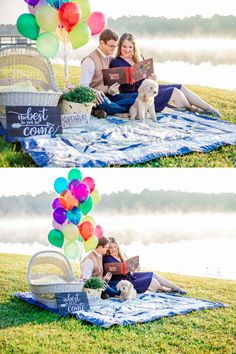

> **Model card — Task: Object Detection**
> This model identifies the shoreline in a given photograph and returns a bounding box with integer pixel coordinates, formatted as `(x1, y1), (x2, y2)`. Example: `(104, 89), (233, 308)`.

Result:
(1, 250), (235, 283)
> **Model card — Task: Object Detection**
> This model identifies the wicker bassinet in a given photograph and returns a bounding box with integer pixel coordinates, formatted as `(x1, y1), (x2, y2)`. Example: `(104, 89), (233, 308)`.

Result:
(28, 251), (84, 309)
(0, 45), (62, 128)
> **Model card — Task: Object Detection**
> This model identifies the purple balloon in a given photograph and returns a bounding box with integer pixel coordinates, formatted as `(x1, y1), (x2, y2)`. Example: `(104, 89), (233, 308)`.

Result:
(28, 0), (46, 15)
(52, 198), (61, 209)
(53, 207), (67, 225)
(74, 183), (90, 203)
(68, 179), (80, 196)
(24, 0), (40, 6)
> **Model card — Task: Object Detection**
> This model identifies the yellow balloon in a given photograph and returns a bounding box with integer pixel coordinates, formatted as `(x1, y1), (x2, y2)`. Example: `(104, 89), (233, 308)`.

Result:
(73, 0), (91, 20)
(62, 224), (79, 242)
(83, 235), (98, 252)
(91, 189), (101, 205)
(81, 216), (96, 226)
(69, 21), (91, 49)
(36, 6), (59, 32)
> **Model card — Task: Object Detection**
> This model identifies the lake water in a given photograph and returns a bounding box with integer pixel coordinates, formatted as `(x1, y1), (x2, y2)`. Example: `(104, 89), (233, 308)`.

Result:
(1, 213), (235, 281)
(54, 38), (236, 91)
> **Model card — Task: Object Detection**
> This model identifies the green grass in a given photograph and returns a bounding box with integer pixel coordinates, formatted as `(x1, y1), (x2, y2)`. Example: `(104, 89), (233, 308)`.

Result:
(0, 253), (235, 353)
(0, 64), (236, 167)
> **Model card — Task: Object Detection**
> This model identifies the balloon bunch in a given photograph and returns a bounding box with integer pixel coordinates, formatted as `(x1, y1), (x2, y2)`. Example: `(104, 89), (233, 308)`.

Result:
(17, 0), (107, 58)
(48, 168), (104, 259)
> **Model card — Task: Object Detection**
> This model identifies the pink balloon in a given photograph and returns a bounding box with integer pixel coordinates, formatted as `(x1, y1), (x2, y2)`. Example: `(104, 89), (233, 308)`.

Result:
(52, 220), (65, 230)
(86, 12), (106, 36)
(74, 183), (90, 203)
(82, 177), (95, 193)
(95, 225), (103, 239)
(28, 0), (46, 15)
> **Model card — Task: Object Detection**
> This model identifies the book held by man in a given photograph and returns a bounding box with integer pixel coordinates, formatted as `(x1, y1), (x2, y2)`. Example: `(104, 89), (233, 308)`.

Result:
(104, 256), (140, 275)
(102, 58), (154, 86)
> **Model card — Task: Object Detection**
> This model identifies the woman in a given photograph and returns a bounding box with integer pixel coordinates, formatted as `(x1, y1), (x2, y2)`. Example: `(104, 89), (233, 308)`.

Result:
(110, 33), (221, 116)
(103, 237), (187, 295)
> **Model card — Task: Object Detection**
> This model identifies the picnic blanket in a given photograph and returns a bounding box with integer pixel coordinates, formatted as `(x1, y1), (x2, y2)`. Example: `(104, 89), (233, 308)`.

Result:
(2, 110), (236, 167)
(14, 291), (225, 328)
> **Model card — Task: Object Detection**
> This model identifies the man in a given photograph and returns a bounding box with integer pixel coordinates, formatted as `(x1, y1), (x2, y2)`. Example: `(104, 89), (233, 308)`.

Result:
(81, 236), (120, 297)
(80, 29), (137, 118)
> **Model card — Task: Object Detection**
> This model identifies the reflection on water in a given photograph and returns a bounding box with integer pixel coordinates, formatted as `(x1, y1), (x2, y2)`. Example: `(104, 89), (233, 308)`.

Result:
(54, 38), (236, 91)
(0, 213), (235, 280)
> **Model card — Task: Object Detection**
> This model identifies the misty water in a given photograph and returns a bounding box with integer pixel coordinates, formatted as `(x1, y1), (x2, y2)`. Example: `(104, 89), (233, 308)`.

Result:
(1, 212), (236, 280)
(55, 38), (236, 91)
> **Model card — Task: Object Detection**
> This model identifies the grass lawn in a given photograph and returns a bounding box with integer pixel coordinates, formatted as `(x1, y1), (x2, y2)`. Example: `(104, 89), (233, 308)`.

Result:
(0, 64), (236, 167)
(0, 253), (235, 353)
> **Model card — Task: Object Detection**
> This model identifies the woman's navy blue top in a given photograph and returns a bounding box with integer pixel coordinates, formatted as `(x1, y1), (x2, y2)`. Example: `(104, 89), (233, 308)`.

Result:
(103, 254), (153, 293)
(110, 56), (182, 112)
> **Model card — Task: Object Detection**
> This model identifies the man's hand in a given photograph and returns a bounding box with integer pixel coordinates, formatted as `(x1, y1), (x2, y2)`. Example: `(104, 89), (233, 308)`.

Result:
(103, 272), (112, 283)
(108, 83), (120, 96)
(96, 90), (107, 104)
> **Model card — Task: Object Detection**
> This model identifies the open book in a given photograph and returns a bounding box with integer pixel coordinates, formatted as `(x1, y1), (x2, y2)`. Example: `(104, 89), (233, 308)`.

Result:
(104, 256), (139, 275)
(102, 58), (154, 85)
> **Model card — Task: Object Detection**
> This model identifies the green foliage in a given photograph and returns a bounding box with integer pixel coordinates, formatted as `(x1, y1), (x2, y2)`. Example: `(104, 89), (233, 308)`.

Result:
(0, 253), (236, 354)
(84, 277), (104, 289)
(62, 86), (97, 104)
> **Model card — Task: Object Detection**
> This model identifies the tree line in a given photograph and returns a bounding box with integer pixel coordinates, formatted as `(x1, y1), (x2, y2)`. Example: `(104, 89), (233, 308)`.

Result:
(1, 15), (236, 37)
(107, 15), (236, 37)
(0, 190), (236, 216)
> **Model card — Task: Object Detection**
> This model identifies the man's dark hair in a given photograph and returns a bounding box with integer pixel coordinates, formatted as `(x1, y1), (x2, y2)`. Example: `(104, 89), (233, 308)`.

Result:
(96, 236), (109, 248)
(99, 29), (118, 42)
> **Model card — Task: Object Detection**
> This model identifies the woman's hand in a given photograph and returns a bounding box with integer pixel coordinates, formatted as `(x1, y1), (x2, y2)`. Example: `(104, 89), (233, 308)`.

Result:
(108, 83), (120, 96)
(148, 73), (158, 81)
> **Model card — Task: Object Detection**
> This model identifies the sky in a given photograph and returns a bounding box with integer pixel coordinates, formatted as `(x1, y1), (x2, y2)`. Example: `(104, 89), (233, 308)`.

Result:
(0, 168), (236, 197)
(1, 0), (236, 25)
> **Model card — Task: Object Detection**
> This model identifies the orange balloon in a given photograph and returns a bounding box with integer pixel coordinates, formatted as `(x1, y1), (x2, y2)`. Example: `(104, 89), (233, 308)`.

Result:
(59, 190), (78, 210)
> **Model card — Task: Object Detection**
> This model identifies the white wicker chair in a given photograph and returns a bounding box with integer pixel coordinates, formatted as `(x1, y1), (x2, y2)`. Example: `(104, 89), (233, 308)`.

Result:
(0, 45), (62, 128)
(28, 251), (84, 309)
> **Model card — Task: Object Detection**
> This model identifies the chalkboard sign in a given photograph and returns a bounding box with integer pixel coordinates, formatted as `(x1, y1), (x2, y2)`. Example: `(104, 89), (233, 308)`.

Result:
(56, 292), (90, 316)
(6, 106), (62, 137)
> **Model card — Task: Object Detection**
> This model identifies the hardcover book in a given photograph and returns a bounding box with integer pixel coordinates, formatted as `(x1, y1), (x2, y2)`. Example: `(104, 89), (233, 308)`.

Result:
(102, 58), (154, 85)
(104, 256), (140, 275)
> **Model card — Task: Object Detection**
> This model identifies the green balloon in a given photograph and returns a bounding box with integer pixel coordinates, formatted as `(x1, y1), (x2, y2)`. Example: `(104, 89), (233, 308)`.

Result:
(16, 13), (40, 40)
(36, 32), (59, 58)
(48, 229), (64, 248)
(69, 21), (91, 49)
(68, 168), (82, 181)
(64, 241), (79, 259)
(73, 0), (91, 20)
(80, 195), (94, 215)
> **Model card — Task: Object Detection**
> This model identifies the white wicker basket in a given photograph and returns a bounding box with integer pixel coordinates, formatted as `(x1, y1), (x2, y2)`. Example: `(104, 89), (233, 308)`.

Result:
(0, 45), (62, 129)
(28, 251), (84, 310)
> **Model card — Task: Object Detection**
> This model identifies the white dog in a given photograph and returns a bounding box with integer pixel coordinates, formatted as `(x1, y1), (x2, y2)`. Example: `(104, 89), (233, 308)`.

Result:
(116, 280), (137, 301)
(129, 79), (159, 122)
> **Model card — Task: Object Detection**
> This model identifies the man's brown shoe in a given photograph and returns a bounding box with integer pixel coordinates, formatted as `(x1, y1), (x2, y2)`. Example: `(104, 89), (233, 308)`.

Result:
(91, 108), (107, 119)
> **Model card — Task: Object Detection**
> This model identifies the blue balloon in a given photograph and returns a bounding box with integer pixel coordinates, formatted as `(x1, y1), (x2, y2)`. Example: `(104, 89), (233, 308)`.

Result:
(54, 177), (69, 194)
(67, 207), (82, 225)
(46, 0), (69, 9)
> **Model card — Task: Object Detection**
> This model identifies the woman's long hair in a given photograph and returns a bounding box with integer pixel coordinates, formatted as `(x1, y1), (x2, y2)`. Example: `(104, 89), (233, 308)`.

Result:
(107, 237), (127, 262)
(116, 33), (142, 63)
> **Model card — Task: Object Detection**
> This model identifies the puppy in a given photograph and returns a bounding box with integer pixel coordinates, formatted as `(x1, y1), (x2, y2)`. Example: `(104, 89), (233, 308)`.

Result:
(116, 280), (137, 301)
(129, 79), (159, 123)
